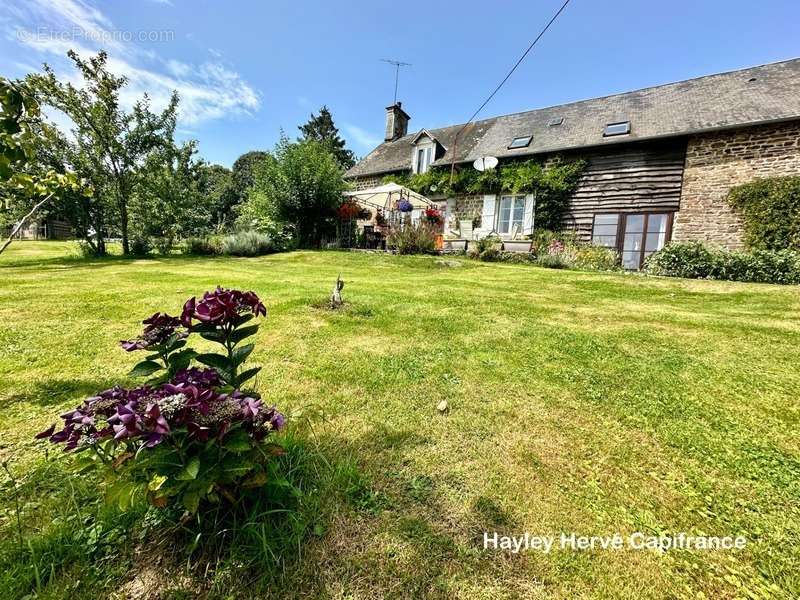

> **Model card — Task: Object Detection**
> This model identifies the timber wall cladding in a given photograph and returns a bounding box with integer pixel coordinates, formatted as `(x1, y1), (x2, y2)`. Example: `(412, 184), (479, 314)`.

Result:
(561, 140), (687, 242)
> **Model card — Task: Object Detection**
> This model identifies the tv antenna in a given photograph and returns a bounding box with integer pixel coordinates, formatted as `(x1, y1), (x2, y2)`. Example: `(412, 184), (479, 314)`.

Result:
(381, 58), (411, 104)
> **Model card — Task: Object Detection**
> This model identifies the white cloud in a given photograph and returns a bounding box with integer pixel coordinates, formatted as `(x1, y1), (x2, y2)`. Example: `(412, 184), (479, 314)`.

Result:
(343, 123), (382, 150)
(8, 0), (260, 127)
(165, 58), (190, 78)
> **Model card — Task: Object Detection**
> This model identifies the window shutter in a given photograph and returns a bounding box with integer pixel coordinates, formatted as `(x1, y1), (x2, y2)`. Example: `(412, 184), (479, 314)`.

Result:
(523, 194), (535, 234)
(481, 195), (497, 231)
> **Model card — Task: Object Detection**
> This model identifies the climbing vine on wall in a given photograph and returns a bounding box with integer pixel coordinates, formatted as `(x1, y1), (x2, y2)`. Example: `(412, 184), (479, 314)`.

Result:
(726, 175), (800, 251)
(382, 157), (585, 231)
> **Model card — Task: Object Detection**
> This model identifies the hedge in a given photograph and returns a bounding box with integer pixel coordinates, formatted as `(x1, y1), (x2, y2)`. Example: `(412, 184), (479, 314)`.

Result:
(644, 242), (800, 285)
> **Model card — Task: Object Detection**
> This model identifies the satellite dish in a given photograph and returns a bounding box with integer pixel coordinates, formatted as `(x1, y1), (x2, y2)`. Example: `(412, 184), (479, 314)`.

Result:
(473, 156), (498, 172)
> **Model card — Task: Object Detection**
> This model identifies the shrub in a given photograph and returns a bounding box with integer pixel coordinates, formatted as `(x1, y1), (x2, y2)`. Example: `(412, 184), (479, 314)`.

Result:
(236, 138), (346, 248)
(221, 230), (275, 257)
(130, 236), (152, 256)
(644, 242), (800, 284)
(467, 234), (503, 261)
(153, 236), (174, 256)
(75, 240), (98, 258)
(727, 176), (800, 251)
(536, 253), (572, 269)
(184, 236), (221, 256)
(386, 222), (437, 254)
(489, 251), (537, 264)
(714, 248), (800, 284)
(36, 287), (285, 515)
(574, 245), (620, 271)
(530, 229), (578, 257)
(465, 229), (619, 271)
(643, 242), (718, 279)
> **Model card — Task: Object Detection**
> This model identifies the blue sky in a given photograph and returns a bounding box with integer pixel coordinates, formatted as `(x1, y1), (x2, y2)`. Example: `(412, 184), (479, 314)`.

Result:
(2, 0), (799, 167)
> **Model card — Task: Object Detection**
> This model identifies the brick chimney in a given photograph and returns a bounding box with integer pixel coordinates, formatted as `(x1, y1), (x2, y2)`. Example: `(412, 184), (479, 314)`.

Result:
(384, 102), (410, 142)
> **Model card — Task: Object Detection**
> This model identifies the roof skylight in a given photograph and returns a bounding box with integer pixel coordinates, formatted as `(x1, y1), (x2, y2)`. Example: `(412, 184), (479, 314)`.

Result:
(508, 135), (532, 149)
(603, 121), (631, 137)
(547, 117), (564, 127)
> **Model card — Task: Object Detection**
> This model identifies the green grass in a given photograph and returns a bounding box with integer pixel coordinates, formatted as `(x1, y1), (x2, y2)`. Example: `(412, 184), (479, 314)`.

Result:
(1, 241), (799, 598)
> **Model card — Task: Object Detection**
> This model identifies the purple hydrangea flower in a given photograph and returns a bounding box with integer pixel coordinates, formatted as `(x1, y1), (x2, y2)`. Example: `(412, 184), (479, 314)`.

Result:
(120, 312), (186, 351)
(181, 287), (266, 329)
(171, 367), (221, 388)
(108, 401), (143, 441)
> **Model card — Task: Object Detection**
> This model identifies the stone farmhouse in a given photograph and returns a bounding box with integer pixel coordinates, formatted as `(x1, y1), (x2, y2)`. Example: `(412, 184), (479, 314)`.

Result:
(345, 59), (800, 269)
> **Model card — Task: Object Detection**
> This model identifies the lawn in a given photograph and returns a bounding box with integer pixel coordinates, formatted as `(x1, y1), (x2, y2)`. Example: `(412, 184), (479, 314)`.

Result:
(1, 241), (798, 599)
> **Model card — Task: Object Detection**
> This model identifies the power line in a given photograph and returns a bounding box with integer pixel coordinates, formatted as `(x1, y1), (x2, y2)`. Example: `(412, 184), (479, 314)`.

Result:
(450, 0), (572, 174)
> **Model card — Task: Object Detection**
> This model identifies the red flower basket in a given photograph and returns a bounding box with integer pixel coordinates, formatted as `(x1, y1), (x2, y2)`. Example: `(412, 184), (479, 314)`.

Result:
(337, 199), (362, 220)
(424, 207), (443, 226)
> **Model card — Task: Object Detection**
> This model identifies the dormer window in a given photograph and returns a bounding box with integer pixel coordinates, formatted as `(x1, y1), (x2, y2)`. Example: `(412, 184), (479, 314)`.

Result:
(603, 121), (630, 137)
(416, 146), (432, 173)
(411, 129), (442, 174)
(508, 135), (532, 149)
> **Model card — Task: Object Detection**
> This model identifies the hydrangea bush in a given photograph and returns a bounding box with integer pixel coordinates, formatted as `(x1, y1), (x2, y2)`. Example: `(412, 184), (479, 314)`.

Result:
(36, 287), (285, 514)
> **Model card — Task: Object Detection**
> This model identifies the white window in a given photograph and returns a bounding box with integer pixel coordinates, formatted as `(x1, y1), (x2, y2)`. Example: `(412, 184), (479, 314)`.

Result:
(414, 144), (433, 174)
(497, 195), (526, 235)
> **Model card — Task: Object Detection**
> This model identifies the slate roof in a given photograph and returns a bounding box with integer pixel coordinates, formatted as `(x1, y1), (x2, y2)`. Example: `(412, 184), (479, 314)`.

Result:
(346, 58), (800, 178)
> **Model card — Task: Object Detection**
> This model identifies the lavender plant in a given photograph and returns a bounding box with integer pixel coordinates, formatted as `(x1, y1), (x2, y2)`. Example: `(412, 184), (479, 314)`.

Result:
(36, 288), (284, 515)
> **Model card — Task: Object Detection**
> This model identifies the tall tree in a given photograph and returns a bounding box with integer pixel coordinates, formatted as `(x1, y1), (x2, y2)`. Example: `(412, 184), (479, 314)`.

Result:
(27, 50), (178, 255)
(298, 106), (356, 170)
(231, 150), (268, 199)
(131, 140), (211, 244)
(199, 163), (238, 231)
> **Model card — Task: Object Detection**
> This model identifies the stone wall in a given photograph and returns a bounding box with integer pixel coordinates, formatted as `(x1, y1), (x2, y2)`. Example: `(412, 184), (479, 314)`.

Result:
(446, 195), (483, 226)
(349, 175), (385, 191)
(673, 120), (800, 249)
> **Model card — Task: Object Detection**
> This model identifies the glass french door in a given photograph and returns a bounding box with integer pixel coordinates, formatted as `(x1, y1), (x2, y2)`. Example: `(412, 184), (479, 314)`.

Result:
(621, 213), (670, 269)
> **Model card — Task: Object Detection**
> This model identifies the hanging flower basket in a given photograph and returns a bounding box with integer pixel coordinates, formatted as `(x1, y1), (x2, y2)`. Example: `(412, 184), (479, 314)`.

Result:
(424, 207), (443, 226)
(375, 210), (387, 227)
(397, 199), (414, 213)
(337, 199), (362, 220)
